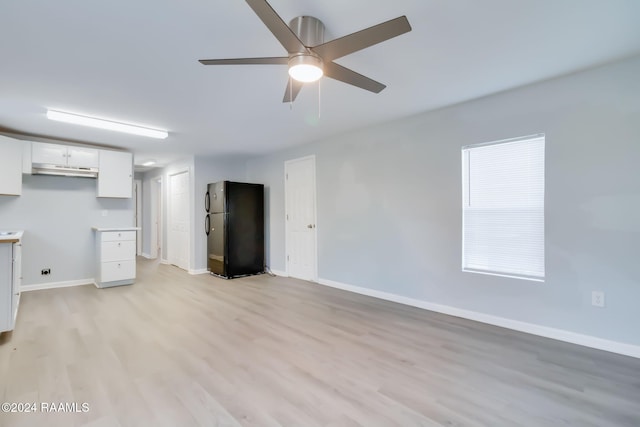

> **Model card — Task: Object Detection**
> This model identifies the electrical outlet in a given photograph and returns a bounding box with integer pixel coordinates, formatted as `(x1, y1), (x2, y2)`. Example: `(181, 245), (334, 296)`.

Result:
(592, 291), (605, 308)
(41, 268), (51, 276)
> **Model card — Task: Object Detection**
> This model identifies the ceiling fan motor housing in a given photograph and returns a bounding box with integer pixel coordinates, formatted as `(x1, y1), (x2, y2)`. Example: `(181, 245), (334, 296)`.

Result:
(288, 16), (325, 48)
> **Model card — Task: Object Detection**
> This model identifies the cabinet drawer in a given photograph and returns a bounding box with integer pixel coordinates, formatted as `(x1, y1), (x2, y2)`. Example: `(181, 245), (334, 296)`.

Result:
(101, 241), (135, 262)
(101, 260), (135, 282)
(101, 231), (136, 242)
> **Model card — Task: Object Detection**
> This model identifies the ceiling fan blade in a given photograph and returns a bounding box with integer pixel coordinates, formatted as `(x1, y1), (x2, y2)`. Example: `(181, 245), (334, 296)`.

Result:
(245, 0), (307, 54)
(199, 57), (288, 65)
(323, 62), (386, 93)
(311, 16), (411, 61)
(282, 78), (304, 103)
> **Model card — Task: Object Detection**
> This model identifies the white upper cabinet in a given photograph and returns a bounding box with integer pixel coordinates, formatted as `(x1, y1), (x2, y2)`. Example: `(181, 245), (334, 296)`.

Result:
(31, 142), (66, 165)
(97, 150), (133, 198)
(67, 146), (99, 168)
(0, 135), (23, 195)
(32, 142), (98, 168)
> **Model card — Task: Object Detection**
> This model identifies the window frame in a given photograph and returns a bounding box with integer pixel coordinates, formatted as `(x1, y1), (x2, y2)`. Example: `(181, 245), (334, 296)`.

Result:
(461, 134), (546, 282)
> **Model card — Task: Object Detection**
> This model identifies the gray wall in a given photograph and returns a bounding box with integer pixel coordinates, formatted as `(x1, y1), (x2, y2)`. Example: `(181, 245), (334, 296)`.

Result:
(0, 174), (133, 285)
(246, 56), (640, 346)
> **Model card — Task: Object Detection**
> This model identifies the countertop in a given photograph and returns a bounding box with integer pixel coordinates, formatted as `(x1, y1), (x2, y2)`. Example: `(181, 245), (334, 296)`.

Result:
(92, 227), (141, 232)
(0, 230), (24, 244)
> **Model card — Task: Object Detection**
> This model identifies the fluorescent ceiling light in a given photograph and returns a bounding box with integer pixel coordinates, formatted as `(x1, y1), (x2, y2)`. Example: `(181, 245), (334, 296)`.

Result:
(142, 160), (156, 167)
(47, 109), (168, 139)
(288, 54), (323, 83)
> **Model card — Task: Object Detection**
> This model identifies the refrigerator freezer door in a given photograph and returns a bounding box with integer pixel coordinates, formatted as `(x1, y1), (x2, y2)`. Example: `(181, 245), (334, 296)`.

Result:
(209, 182), (226, 213)
(207, 213), (226, 275)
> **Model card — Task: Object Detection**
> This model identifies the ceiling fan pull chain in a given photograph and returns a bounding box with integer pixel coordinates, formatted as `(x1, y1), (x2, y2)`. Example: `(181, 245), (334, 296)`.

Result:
(289, 76), (293, 110)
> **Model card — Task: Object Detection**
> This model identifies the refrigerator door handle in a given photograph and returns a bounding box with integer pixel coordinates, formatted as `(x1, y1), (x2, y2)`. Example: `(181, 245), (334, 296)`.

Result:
(205, 215), (210, 236)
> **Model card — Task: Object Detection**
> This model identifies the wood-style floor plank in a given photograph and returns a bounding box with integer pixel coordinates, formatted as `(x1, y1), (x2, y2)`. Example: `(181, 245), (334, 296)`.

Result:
(1, 258), (639, 426)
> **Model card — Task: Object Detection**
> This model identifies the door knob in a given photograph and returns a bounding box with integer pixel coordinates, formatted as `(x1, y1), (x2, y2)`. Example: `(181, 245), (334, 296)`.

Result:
(307, 224), (313, 229)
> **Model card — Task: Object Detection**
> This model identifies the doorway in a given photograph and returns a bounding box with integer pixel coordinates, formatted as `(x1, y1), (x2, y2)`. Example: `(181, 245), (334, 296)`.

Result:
(167, 170), (190, 270)
(285, 155), (317, 281)
(149, 177), (163, 260)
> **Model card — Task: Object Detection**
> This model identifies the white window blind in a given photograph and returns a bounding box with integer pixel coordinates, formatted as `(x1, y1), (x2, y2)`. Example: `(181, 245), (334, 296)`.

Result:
(462, 135), (545, 281)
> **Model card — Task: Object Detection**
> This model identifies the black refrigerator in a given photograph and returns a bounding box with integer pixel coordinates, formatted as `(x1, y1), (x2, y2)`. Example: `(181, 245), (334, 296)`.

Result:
(205, 181), (265, 278)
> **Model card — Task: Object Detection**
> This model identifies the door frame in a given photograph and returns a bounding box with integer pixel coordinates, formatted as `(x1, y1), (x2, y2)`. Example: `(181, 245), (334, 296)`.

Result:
(134, 179), (142, 256)
(167, 168), (191, 270)
(157, 177), (163, 261)
(284, 155), (318, 281)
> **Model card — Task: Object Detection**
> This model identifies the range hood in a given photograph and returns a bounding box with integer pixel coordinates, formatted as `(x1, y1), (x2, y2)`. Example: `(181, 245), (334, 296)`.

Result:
(32, 163), (98, 178)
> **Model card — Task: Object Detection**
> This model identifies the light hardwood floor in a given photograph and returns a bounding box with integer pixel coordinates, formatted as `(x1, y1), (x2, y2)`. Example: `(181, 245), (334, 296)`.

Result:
(1, 258), (639, 427)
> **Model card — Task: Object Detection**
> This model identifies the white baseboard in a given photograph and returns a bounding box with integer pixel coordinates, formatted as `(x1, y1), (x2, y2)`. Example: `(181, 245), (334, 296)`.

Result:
(270, 269), (288, 277)
(318, 278), (640, 359)
(189, 268), (208, 275)
(141, 252), (155, 259)
(22, 278), (96, 292)
(160, 259), (169, 265)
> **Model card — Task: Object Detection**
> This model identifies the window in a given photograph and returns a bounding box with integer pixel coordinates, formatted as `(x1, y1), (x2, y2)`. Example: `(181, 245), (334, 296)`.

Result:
(462, 135), (545, 281)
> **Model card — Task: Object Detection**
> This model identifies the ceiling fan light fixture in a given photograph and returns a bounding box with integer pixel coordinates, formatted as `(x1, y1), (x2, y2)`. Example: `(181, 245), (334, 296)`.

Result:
(288, 54), (323, 83)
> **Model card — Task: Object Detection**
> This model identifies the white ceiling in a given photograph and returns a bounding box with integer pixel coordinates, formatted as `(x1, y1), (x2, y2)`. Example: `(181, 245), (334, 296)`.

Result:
(1, 0), (639, 168)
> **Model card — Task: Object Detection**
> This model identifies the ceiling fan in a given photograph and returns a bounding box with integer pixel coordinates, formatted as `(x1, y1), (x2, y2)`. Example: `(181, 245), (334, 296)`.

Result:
(199, 0), (412, 102)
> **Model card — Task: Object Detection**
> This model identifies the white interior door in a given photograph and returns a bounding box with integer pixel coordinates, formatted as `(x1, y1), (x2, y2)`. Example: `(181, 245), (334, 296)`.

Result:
(168, 171), (190, 270)
(285, 156), (317, 281)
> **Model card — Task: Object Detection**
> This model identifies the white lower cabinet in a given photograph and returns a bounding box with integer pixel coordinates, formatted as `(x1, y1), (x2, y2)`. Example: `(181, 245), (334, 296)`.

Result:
(1, 238), (22, 333)
(94, 228), (138, 288)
